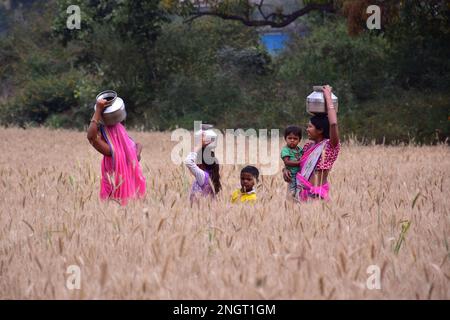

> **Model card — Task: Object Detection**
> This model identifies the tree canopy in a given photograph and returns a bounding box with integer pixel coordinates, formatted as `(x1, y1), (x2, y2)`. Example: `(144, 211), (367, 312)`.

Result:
(0, 0), (449, 143)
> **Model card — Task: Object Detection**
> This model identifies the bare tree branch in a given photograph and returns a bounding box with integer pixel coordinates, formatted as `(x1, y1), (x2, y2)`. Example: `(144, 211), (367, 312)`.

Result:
(184, 2), (336, 28)
(257, 0), (267, 20)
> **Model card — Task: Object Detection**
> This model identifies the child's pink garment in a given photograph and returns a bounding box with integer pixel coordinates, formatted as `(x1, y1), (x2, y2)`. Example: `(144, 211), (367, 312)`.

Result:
(99, 123), (146, 205)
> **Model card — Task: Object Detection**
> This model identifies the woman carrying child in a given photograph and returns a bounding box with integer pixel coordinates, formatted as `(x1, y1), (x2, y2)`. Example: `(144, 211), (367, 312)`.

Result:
(282, 85), (340, 201)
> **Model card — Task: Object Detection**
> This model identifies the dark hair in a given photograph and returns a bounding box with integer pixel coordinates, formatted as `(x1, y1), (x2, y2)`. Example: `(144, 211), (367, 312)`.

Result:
(201, 148), (222, 194)
(310, 114), (330, 139)
(284, 125), (302, 139)
(241, 166), (260, 181)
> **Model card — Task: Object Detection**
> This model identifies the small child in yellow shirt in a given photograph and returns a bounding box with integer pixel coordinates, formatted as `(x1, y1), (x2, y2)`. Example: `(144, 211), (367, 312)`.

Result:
(231, 166), (259, 203)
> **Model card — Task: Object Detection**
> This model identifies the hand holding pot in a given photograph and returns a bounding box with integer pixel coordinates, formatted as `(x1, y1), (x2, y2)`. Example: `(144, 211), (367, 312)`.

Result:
(95, 99), (108, 113)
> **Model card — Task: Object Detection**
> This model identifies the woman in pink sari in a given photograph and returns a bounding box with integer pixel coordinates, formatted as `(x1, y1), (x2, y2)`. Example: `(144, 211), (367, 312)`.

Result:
(87, 99), (146, 205)
(282, 85), (340, 201)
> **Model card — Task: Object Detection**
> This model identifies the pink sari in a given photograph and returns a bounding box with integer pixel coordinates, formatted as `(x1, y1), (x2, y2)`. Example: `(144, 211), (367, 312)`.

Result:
(99, 123), (146, 205)
(296, 140), (329, 202)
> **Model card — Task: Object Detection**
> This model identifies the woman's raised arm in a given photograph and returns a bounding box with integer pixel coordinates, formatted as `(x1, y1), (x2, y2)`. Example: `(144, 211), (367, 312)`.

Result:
(323, 85), (339, 147)
(87, 99), (112, 156)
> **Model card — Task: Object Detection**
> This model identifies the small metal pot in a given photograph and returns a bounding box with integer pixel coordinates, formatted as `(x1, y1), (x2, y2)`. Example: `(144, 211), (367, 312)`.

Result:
(194, 124), (218, 148)
(94, 96), (127, 126)
(306, 86), (339, 114)
(96, 90), (117, 107)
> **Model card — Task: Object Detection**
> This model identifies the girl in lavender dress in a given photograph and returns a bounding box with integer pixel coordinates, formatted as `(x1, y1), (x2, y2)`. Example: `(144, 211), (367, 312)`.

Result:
(184, 133), (221, 203)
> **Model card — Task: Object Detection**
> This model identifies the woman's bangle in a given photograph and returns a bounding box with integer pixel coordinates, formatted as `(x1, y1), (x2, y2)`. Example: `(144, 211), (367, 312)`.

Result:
(90, 118), (99, 125)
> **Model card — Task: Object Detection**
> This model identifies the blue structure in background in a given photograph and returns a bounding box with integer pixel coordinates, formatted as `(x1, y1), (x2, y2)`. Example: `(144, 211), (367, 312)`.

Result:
(260, 33), (290, 55)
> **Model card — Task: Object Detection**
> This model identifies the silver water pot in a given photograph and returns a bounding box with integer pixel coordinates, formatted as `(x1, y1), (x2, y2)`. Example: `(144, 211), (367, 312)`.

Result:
(94, 90), (127, 126)
(306, 86), (338, 115)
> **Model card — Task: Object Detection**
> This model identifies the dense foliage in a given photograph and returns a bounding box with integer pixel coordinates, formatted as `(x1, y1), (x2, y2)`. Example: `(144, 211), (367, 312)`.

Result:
(0, 0), (448, 144)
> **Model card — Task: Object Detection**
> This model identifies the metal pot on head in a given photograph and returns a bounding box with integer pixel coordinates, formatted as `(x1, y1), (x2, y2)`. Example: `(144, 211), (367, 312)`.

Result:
(306, 86), (339, 115)
(94, 90), (127, 126)
(194, 124), (218, 148)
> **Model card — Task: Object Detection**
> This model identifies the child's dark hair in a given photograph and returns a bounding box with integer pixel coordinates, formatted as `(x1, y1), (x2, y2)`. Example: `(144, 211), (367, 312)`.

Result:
(241, 166), (260, 181)
(284, 125), (302, 139)
(310, 114), (330, 139)
(201, 149), (222, 194)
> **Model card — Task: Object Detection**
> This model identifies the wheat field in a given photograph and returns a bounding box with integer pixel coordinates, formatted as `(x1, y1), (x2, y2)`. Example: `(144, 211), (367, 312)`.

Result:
(0, 127), (448, 299)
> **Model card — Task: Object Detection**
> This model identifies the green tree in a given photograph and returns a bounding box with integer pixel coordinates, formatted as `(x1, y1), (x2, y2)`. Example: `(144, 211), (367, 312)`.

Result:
(385, 0), (450, 89)
(278, 18), (391, 105)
